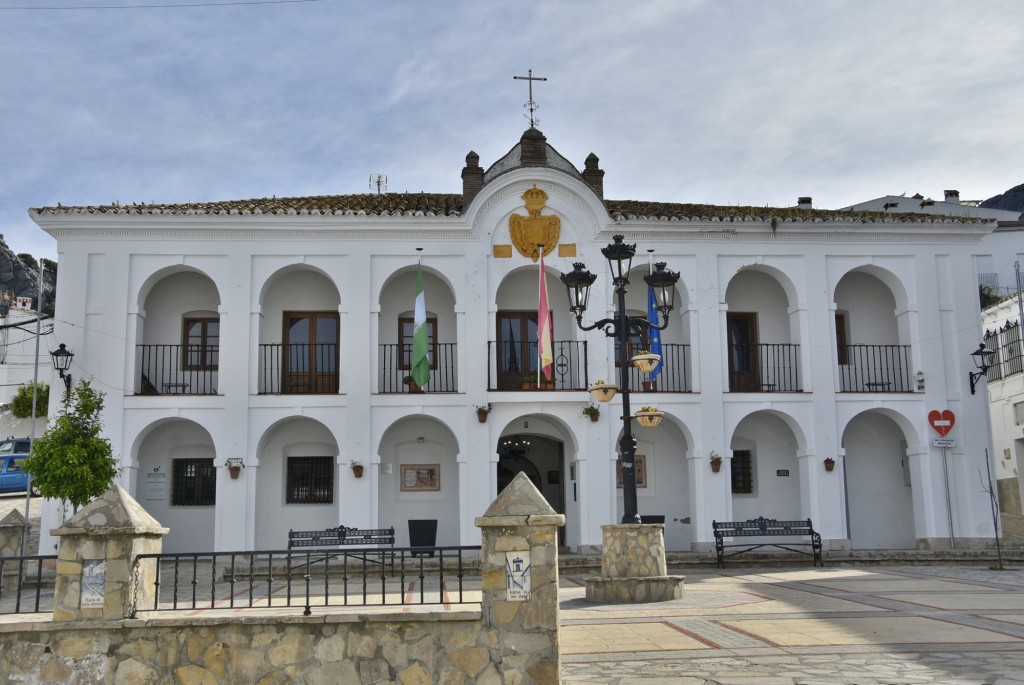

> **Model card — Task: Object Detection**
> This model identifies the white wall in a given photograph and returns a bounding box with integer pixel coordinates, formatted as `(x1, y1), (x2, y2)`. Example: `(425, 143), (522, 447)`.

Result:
(730, 412), (802, 521)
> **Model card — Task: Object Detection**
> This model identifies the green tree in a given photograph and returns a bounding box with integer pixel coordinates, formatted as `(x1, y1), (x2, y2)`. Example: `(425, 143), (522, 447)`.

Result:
(23, 379), (118, 511)
(10, 381), (48, 418)
(17, 253), (38, 273)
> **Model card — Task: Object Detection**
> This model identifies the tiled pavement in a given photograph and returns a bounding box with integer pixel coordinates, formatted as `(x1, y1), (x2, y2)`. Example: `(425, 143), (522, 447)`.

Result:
(560, 566), (1024, 684)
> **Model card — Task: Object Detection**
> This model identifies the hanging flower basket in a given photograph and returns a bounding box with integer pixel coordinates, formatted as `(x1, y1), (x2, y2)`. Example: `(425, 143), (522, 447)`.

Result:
(710, 451), (722, 473)
(588, 381), (618, 402)
(630, 353), (661, 374)
(634, 407), (664, 428)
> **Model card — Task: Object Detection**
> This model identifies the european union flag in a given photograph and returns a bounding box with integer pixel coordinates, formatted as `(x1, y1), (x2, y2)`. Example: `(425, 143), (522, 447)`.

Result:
(647, 285), (663, 381)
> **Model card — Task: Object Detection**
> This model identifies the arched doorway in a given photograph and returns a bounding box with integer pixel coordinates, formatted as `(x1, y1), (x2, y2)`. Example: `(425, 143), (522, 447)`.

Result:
(496, 432), (565, 543)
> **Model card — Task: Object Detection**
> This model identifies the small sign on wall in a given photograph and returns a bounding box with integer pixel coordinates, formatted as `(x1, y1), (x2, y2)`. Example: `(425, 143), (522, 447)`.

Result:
(776, 469), (790, 477)
(145, 468), (167, 501)
(505, 551), (531, 601)
(81, 560), (106, 608)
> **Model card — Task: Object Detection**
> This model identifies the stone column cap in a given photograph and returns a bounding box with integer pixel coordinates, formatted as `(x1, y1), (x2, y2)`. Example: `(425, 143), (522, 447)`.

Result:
(0, 508), (26, 527)
(476, 472), (564, 528)
(51, 484), (168, 537)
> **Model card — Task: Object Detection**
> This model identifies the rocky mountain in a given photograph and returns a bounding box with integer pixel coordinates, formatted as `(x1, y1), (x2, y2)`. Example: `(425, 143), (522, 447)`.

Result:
(0, 236), (56, 315)
(981, 183), (1024, 213)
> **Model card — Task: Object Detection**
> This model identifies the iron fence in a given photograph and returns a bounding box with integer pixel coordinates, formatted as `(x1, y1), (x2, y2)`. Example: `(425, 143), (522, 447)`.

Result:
(136, 344), (218, 395)
(488, 340), (588, 391)
(378, 343), (458, 393)
(837, 344), (913, 392)
(728, 343), (802, 392)
(130, 546), (480, 617)
(258, 343), (339, 394)
(0, 554), (56, 615)
(613, 343), (691, 392)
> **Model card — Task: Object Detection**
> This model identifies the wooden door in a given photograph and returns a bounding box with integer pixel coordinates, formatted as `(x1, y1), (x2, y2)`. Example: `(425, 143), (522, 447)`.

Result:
(727, 312), (760, 392)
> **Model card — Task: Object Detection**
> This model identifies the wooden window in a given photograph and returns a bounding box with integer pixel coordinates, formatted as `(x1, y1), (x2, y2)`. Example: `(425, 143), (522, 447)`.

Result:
(398, 316), (437, 369)
(183, 318), (219, 370)
(171, 458), (216, 506)
(283, 312), (339, 393)
(286, 456), (334, 504)
(731, 450), (753, 494)
(835, 312), (849, 365)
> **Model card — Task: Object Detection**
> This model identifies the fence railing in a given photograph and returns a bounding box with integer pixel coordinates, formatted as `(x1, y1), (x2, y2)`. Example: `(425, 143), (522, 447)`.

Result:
(728, 343), (802, 392)
(613, 343), (691, 392)
(837, 344), (913, 392)
(137, 344), (219, 395)
(130, 546), (479, 616)
(258, 343), (339, 394)
(378, 343), (458, 393)
(487, 340), (588, 391)
(0, 554), (57, 615)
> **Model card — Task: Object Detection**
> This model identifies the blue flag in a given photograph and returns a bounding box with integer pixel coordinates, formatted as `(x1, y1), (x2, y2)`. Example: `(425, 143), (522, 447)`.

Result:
(647, 285), (663, 381)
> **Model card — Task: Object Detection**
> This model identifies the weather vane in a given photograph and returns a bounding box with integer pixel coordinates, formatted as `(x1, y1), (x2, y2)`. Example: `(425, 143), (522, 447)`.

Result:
(513, 69), (547, 128)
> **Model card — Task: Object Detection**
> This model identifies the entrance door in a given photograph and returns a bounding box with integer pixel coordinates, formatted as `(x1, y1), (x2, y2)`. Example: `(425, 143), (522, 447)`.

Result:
(497, 312), (540, 390)
(496, 434), (565, 544)
(283, 312), (339, 393)
(727, 312), (760, 392)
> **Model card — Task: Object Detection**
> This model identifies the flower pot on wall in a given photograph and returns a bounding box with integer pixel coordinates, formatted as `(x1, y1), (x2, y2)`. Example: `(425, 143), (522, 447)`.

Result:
(477, 410), (488, 423)
(228, 466), (241, 480)
(824, 458), (835, 472)
(352, 465), (364, 478)
(710, 461), (722, 473)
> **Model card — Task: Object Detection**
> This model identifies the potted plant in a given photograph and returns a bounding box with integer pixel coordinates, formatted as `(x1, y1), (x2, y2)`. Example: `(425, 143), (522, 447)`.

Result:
(403, 375), (422, 393)
(520, 372), (537, 389)
(824, 457), (836, 472)
(350, 460), (364, 478)
(709, 451), (722, 473)
(582, 404), (600, 422)
(588, 379), (618, 402)
(225, 458), (245, 480)
(634, 405), (665, 428)
(475, 403), (492, 423)
(630, 349), (661, 374)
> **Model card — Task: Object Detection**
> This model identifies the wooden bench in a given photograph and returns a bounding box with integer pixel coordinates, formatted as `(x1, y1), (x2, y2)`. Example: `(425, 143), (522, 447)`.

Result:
(288, 526), (395, 549)
(712, 517), (822, 568)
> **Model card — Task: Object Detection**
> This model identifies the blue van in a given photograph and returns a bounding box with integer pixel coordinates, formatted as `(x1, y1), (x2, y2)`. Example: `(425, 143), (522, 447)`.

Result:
(0, 438), (33, 494)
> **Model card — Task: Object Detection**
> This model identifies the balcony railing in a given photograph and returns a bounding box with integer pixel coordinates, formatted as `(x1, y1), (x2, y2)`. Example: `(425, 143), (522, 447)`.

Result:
(985, 324), (1023, 382)
(378, 343), (458, 393)
(259, 343), (339, 394)
(137, 344), (218, 395)
(488, 340), (588, 391)
(837, 344), (913, 392)
(613, 343), (691, 392)
(728, 343), (802, 392)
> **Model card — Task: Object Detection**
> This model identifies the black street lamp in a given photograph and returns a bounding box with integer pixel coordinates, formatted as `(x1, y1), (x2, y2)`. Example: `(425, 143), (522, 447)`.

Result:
(968, 342), (996, 395)
(561, 235), (680, 523)
(51, 343), (74, 393)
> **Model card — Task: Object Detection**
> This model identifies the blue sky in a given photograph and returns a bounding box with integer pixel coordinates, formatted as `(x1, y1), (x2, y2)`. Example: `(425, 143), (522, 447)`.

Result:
(2, 0), (1022, 261)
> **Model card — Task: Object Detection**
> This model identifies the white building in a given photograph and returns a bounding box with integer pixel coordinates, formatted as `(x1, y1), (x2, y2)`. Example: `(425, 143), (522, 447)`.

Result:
(30, 128), (1001, 555)
(982, 294), (1024, 517)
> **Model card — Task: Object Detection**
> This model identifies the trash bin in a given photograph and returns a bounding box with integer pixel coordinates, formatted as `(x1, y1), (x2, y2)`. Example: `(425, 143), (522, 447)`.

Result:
(408, 519), (438, 557)
(639, 515), (665, 524)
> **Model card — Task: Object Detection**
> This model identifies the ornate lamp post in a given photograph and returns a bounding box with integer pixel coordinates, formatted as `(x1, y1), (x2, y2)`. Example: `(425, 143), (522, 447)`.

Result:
(561, 235), (680, 523)
(50, 343), (74, 394)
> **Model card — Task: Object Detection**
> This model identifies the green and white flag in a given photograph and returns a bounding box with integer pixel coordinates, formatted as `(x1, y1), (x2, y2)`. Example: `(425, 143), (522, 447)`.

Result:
(411, 265), (430, 388)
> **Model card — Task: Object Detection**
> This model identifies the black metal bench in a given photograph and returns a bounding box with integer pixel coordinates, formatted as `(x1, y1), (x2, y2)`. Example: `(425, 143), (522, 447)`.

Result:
(287, 526), (395, 549)
(712, 517), (822, 568)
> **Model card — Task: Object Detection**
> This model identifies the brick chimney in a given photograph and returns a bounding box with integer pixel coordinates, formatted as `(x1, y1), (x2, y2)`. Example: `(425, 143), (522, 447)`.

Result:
(461, 151), (484, 207)
(583, 153), (605, 198)
(520, 128), (547, 167)
(944, 189), (960, 205)
(797, 196), (812, 209)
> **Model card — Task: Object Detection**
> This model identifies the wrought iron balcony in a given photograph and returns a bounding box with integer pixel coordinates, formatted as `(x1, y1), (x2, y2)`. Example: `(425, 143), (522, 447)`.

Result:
(488, 340), (589, 391)
(378, 343), (458, 393)
(136, 344), (218, 395)
(613, 343), (692, 392)
(837, 344), (913, 392)
(728, 343), (802, 392)
(259, 343), (339, 394)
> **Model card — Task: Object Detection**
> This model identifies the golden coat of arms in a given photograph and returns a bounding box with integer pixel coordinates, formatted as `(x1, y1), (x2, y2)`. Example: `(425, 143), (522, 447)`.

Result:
(509, 186), (560, 262)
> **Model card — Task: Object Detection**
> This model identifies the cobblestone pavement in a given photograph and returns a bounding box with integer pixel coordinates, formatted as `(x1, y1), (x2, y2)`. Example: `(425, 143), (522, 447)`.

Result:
(560, 566), (1024, 684)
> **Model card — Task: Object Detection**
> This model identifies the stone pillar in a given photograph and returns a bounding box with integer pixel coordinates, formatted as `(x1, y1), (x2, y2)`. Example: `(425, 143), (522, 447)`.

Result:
(586, 524), (684, 603)
(51, 485), (167, 621)
(475, 472), (564, 685)
(0, 508), (27, 558)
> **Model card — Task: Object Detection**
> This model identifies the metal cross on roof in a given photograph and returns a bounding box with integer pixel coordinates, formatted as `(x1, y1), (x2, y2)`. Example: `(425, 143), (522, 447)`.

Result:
(513, 69), (547, 129)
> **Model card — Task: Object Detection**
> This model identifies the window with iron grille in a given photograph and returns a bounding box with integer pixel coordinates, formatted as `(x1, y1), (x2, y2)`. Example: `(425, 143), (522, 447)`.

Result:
(286, 456), (334, 504)
(731, 450), (753, 494)
(172, 458), (216, 506)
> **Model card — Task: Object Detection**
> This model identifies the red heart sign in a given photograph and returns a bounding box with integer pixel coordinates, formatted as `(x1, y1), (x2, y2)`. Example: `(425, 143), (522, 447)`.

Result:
(928, 409), (955, 437)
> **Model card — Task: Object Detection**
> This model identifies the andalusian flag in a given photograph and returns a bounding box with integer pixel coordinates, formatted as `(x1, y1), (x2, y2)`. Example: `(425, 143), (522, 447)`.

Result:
(538, 251), (553, 381)
(411, 265), (430, 388)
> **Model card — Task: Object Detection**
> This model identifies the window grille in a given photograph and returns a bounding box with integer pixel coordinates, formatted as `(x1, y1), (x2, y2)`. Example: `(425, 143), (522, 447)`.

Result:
(731, 450), (753, 494)
(172, 458), (216, 506)
(286, 456), (334, 504)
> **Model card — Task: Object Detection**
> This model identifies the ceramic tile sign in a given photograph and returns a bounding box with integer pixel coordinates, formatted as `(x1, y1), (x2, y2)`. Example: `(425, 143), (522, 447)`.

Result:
(81, 560), (106, 608)
(505, 551), (531, 601)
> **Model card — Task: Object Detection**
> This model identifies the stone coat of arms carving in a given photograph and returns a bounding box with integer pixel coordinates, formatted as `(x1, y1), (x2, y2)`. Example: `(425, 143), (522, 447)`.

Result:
(509, 186), (560, 262)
